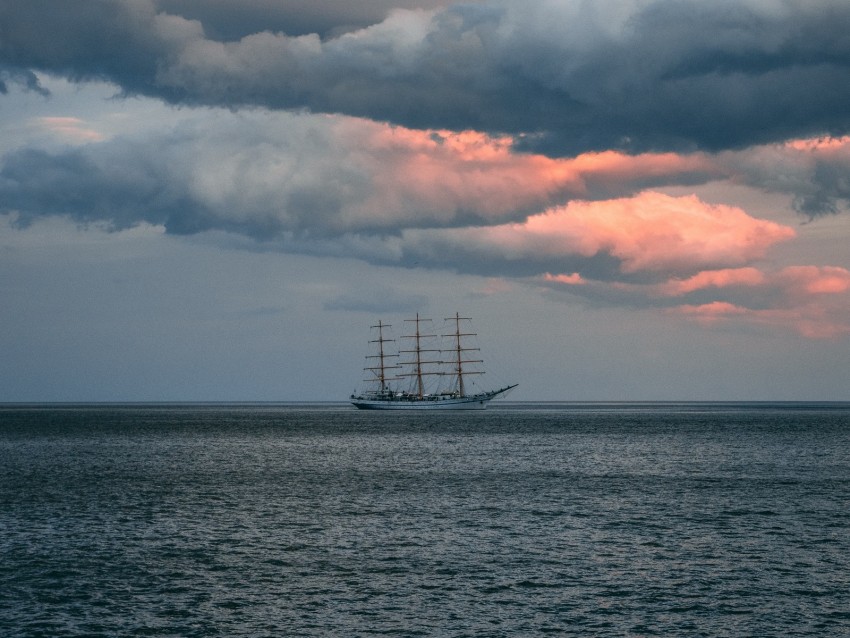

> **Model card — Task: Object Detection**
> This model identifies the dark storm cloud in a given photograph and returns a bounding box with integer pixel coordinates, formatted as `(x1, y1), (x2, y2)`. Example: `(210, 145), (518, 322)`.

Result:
(155, 0), (455, 40)
(2, 0), (850, 154)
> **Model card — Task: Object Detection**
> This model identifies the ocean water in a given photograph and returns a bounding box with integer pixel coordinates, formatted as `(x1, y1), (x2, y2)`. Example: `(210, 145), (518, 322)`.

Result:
(1, 403), (848, 637)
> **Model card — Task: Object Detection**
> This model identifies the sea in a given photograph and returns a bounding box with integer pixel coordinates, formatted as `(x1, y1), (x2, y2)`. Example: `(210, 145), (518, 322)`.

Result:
(1, 402), (848, 637)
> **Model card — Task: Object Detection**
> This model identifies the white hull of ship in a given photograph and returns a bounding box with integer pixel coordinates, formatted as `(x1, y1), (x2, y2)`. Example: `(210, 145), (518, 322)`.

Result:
(352, 395), (489, 410)
(351, 385), (517, 410)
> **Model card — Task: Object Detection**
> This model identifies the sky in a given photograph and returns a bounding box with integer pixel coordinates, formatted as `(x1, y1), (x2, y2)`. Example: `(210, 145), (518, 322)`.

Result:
(1, 0), (849, 401)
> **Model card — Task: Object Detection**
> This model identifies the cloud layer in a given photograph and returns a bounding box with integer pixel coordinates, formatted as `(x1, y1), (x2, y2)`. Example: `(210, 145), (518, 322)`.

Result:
(3, 0), (850, 154)
(2, 0), (850, 341)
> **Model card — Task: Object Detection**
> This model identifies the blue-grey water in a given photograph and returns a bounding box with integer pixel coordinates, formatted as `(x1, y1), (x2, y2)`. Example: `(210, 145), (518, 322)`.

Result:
(1, 403), (848, 637)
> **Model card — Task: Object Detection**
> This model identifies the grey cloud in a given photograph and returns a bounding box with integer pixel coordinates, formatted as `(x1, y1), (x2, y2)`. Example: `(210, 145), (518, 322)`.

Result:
(793, 159), (850, 217)
(0, 119), (361, 237)
(402, 244), (628, 283)
(2, 0), (850, 154)
(721, 143), (850, 218)
(0, 65), (47, 95)
(155, 0), (455, 40)
(0, 144), (213, 233)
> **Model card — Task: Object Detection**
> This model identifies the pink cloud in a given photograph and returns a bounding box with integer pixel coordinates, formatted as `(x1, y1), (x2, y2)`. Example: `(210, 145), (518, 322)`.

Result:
(34, 117), (104, 143)
(339, 124), (581, 227)
(535, 192), (794, 272)
(543, 272), (586, 285)
(215, 123), (850, 245)
(783, 136), (850, 152)
(675, 305), (850, 339)
(374, 132), (847, 229)
(540, 262), (850, 339)
(435, 191), (795, 274)
(568, 149), (715, 193)
(779, 266), (850, 295)
(670, 266), (850, 338)
(329, 121), (722, 229)
(678, 301), (748, 318)
(658, 267), (766, 296)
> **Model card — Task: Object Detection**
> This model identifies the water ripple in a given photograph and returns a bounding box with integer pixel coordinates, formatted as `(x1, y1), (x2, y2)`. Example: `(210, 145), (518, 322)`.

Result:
(1, 404), (848, 636)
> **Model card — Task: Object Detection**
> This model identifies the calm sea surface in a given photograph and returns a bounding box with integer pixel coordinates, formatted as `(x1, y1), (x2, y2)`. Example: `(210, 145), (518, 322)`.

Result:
(1, 403), (848, 637)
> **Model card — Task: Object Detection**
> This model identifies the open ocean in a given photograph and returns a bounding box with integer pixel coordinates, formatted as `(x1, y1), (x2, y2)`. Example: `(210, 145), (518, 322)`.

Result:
(1, 402), (848, 637)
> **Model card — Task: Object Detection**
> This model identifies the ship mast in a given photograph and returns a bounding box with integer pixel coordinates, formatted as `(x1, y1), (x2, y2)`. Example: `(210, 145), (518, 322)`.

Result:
(443, 312), (483, 397)
(363, 320), (398, 392)
(399, 313), (441, 398)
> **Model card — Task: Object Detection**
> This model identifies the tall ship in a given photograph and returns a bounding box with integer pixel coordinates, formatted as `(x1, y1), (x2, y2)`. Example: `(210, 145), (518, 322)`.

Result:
(350, 313), (517, 410)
